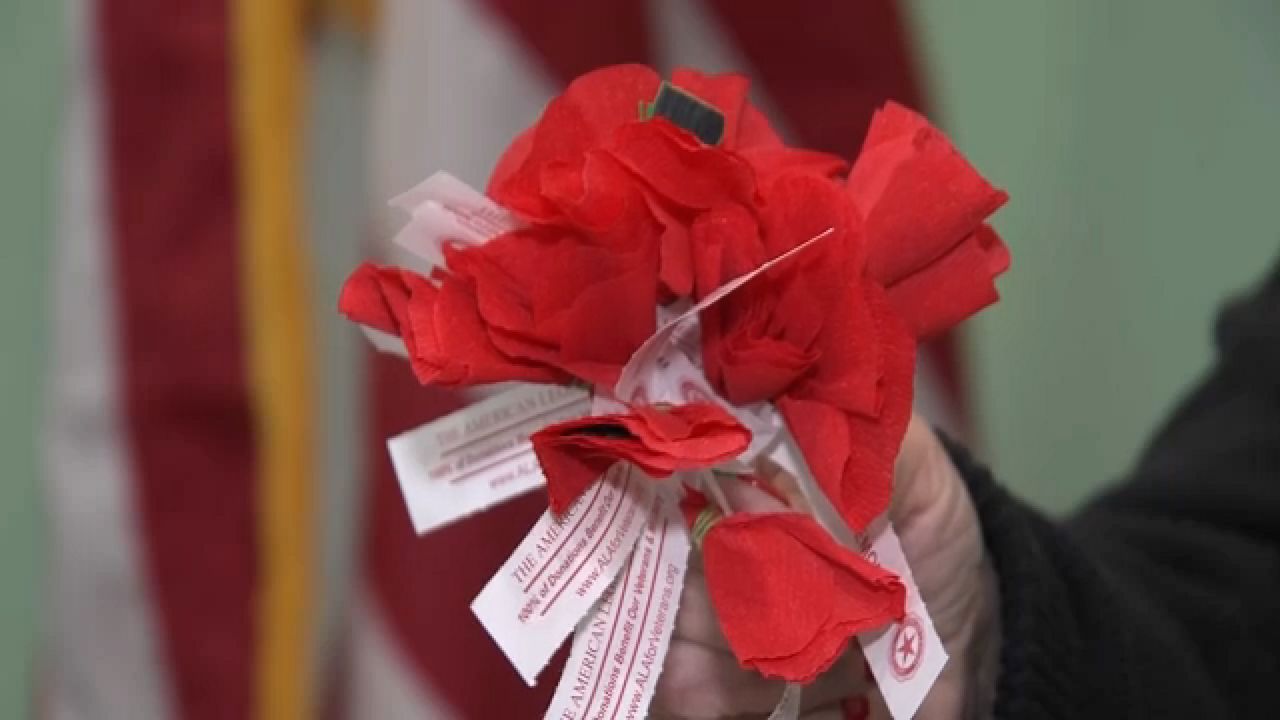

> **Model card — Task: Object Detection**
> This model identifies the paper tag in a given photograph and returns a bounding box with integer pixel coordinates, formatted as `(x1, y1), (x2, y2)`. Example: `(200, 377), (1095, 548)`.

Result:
(388, 171), (520, 267)
(360, 325), (409, 358)
(473, 466), (655, 685)
(543, 496), (690, 720)
(388, 384), (591, 534)
(769, 431), (946, 720)
(856, 524), (947, 720)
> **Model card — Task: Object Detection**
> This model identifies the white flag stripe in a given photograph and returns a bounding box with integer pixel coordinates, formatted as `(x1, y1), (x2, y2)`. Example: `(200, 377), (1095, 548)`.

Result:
(43, 1), (174, 717)
(346, 593), (458, 720)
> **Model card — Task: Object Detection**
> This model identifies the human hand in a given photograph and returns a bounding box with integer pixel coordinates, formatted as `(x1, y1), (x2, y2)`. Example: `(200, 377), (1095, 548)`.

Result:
(650, 415), (1000, 719)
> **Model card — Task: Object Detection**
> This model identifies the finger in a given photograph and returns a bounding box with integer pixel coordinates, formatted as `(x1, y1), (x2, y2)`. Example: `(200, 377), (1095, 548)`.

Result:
(888, 413), (954, 526)
(673, 567), (730, 650)
(892, 413), (936, 483)
(653, 640), (787, 718)
(798, 646), (871, 711)
(719, 473), (791, 514)
(865, 685), (892, 720)
(753, 455), (812, 511)
(799, 704), (848, 720)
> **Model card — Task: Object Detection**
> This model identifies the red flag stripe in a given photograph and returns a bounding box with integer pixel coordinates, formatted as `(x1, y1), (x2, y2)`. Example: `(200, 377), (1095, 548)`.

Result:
(98, 2), (258, 718)
(479, 0), (651, 81)
(704, 0), (928, 159)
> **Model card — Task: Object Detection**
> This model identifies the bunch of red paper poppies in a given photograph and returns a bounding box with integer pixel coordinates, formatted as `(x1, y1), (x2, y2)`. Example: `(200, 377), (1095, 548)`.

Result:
(340, 64), (1007, 684)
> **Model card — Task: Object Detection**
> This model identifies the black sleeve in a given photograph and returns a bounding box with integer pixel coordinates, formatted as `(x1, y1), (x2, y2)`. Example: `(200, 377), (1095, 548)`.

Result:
(943, 256), (1280, 719)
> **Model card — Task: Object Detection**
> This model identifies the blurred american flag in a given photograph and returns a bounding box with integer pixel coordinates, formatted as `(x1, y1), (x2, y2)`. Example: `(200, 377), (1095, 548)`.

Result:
(43, 1), (965, 718)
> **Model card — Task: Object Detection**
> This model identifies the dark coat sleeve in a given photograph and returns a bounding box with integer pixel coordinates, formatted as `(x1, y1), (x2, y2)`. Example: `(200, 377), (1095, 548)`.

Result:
(944, 257), (1280, 718)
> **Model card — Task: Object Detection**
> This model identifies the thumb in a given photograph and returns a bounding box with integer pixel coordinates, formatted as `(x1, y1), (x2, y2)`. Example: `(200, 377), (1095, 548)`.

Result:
(889, 414), (956, 527)
(717, 472), (794, 514)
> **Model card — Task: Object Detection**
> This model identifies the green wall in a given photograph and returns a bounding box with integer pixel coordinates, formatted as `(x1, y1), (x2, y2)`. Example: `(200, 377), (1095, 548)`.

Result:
(911, 0), (1280, 511)
(0, 0), (59, 716)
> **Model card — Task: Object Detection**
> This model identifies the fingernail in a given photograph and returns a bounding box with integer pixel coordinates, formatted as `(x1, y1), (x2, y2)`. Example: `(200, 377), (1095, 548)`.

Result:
(842, 695), (869, 720)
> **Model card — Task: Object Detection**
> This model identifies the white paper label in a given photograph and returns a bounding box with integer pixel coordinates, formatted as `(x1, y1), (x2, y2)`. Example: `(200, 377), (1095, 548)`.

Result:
(856, 523), (947, 720)
(388, 384), (590, 534)
(770, 431), (946, 720)
(543, 496), (690, 720)
(473, 466), (655, 685)
(388, 171), (520, 267)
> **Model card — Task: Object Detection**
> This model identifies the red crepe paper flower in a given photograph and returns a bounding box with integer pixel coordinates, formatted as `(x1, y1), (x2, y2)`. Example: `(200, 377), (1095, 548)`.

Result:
(342, 62), (1008, 541)
(338, 262), (569, 386)
(687, 103), (1006, 532)
(341, 65), (852, 388)
(531, 403), (751, 514)
(849, 102), (1011, 337)
(488, 64), (845, 299)
(339, 212), (662, 388)
(775, 291), (916, 533)
(701, 512), (906, 683)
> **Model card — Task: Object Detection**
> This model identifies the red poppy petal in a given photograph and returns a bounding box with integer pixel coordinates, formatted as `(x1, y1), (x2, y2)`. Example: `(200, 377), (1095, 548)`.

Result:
(703, 515), (836, 659)
(630, 404), (752, 464)
(533, 404), (751, 512)
(609, 120), (757, 210)
(490, 64), (662, 220)
(749, 634), (849, 682)
(780, 288), (915, 532)
(777, 397), (851, 515)
(703, 513), (906, 682)
(691, 203), (767, 297)
(742, 146), (848, 184)
(557, 251), (659, 387)
(773, 302), (916, 532)
(561, 64), (663, 142)
(338, 262), (413, 335)
(884, 224), (1011, 337)
(758, 171), (861, 265)
(646, 197), (694, 300)
(410, 274), (566, 386)
(690, 204), (768, 396)
(446, 235), (540, 338)
(759, 174), (880, 414)
(448, 224), (660, 387)
(531, 433), (618, 515)
(719, 333), (817, 404)
(791, 280), (881, 416)
(495, 65), (661, 214)
(848, 102), (1008, 288)
(540, 151), (655, 244)
(737, 104), (785, 150)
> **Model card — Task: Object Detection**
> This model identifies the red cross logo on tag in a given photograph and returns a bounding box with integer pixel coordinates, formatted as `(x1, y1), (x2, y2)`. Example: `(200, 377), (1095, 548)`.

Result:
(680, 380), (712, 404)
(631, 386), (650, 405)
(889, 613), (924, 681)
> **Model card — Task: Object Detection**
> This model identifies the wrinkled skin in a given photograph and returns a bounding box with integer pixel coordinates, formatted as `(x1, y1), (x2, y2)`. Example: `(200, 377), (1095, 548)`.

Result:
(651, 415), (1000, 719)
